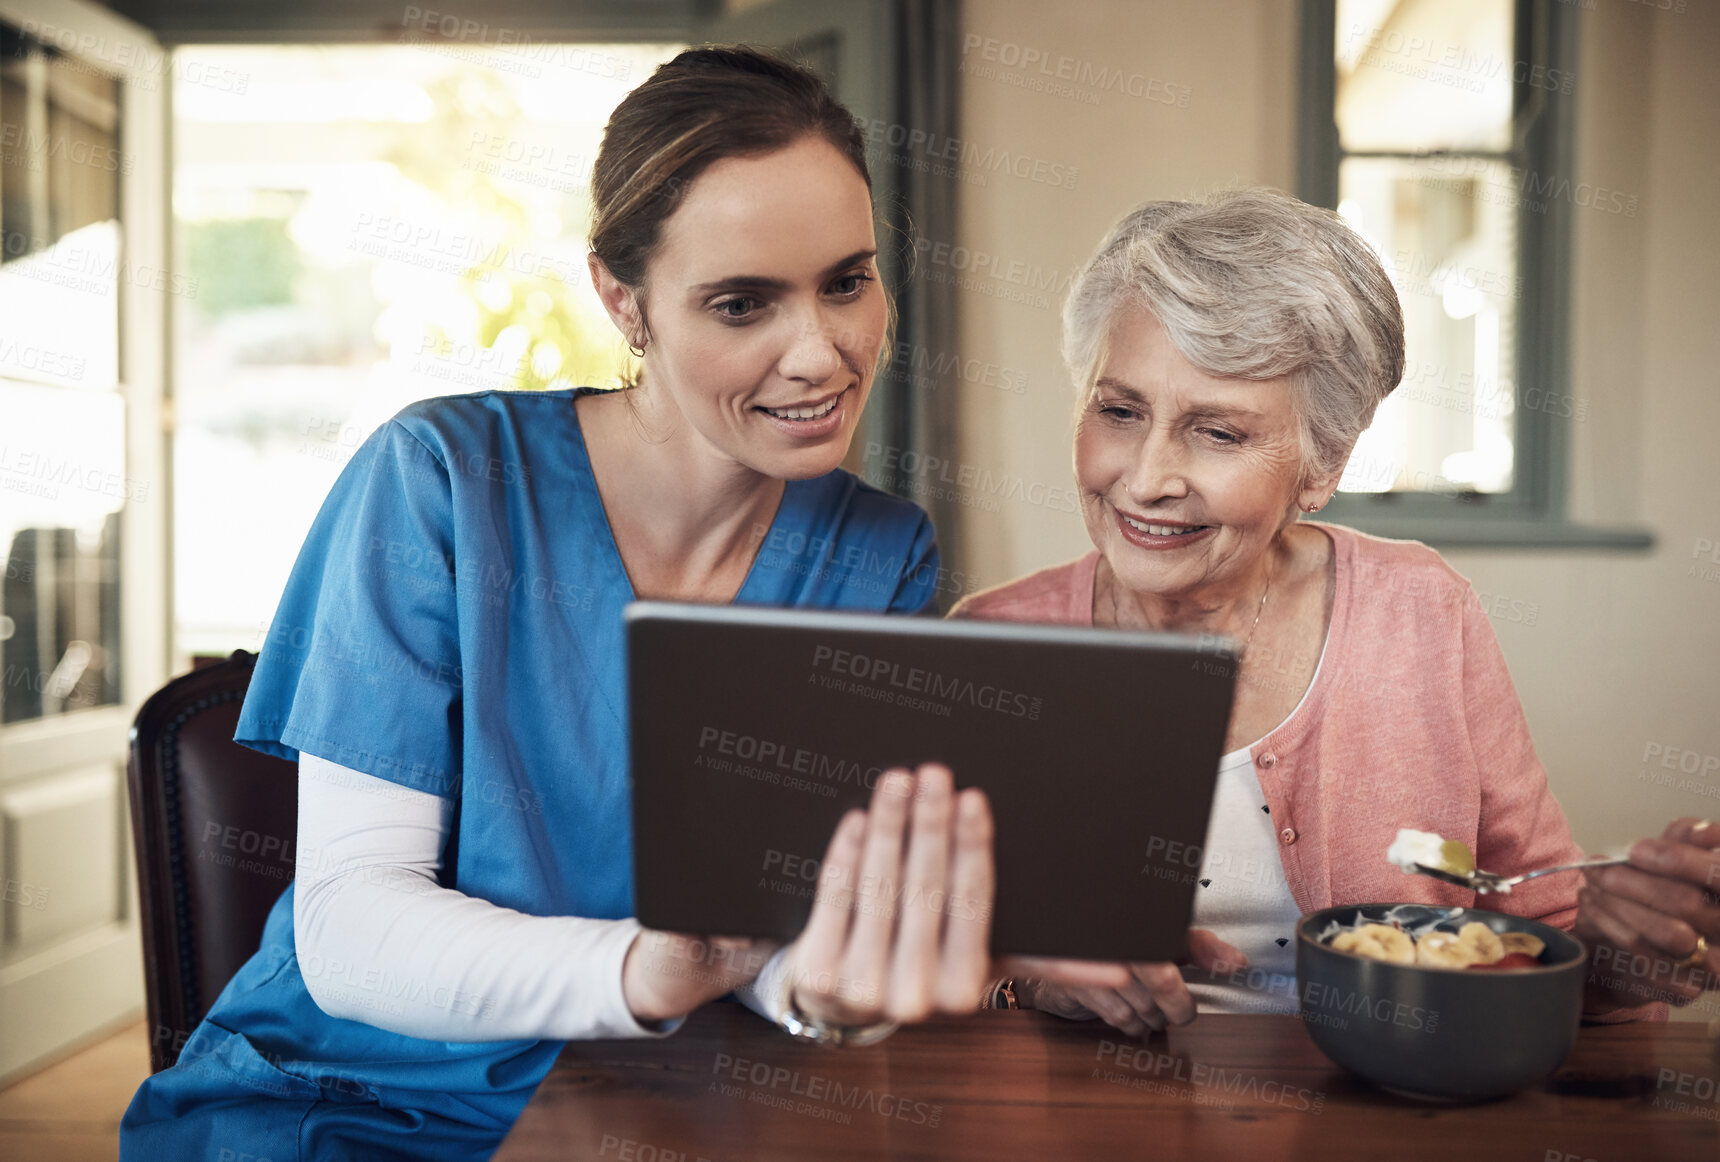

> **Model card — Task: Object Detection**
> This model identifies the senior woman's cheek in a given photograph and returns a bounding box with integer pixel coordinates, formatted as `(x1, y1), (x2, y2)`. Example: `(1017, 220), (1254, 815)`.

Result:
(1073, 421), (1128, 541)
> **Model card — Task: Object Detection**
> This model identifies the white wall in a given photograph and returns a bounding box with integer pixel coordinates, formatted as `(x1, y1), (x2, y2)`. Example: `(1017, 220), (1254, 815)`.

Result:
(953, 0), (1720, 853)
(954, 0), (1295, 583)
(1448, 0), (1720, 851)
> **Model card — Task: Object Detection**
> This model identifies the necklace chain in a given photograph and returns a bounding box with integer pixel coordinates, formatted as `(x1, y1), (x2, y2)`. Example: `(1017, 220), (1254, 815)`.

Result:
(1239, 562), (1274, 659)
(1101, 557), (1275, 657)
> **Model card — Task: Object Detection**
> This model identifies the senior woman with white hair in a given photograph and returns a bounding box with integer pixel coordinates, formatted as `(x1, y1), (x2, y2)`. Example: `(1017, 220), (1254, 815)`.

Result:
(956, 189), (1698, 1033)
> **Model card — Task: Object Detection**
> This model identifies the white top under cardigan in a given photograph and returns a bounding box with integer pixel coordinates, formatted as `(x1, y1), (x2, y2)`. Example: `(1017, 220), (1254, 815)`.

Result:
(1180, 636), (1332, 1014)
(1180, 744), (1306, 1014)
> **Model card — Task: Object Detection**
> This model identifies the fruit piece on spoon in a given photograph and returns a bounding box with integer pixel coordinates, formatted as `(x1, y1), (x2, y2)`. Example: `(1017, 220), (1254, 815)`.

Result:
(1386, 829), (1476, 878)
(1438, 839), (1475, 876)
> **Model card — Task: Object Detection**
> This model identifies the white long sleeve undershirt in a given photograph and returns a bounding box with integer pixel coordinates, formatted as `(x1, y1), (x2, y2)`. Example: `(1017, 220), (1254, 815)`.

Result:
(291, 752), (680, 1043)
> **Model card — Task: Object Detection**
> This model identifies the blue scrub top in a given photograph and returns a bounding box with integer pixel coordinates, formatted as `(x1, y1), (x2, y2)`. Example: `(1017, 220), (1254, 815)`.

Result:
(121, 388), (939, 1161)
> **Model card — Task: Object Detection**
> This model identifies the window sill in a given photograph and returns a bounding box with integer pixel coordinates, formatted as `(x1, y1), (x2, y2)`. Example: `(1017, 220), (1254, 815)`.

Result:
(1317, 514), (1655, 551)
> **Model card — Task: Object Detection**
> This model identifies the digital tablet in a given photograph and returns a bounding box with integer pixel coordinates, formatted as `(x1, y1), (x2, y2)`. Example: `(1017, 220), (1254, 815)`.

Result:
(626, 601), (1237, 963)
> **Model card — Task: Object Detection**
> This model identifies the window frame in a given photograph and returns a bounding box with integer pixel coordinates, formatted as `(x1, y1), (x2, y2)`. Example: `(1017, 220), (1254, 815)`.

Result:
(1297, 0), (1651, 549)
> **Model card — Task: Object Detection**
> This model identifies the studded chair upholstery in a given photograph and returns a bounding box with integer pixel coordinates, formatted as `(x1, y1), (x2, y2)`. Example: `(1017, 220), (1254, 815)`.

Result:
(125, 650), (298, 1073)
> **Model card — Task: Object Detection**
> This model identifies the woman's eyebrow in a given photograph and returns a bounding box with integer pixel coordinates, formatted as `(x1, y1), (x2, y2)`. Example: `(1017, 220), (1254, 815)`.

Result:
(1093, 376), (1146, 400)
(1094, 377), (1265, 420)
(1187, 402), (1266, 422)
(690, 249), (877, 296)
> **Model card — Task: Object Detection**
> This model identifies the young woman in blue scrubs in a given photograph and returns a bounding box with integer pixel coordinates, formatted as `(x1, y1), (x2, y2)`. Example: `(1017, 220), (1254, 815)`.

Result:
(121, 46), (1125, 1162)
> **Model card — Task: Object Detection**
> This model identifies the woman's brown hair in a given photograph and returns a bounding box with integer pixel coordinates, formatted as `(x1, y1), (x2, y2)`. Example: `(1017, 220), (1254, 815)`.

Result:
(589, 44), (880, 376)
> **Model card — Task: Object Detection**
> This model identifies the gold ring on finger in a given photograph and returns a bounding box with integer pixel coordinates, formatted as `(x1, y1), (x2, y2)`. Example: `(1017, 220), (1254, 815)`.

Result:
(1677, 934), (1710, 970)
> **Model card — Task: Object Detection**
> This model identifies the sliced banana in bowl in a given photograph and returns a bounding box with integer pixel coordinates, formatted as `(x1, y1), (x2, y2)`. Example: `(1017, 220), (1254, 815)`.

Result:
(1324, 916), (1535, 972)
(1331, 923), (1416, 965)
(1456, 921), (1506, 965)
(1500, 931), (1546, 958)
(1297, 903), (1588, 1100)
(1414, 931), (1475, 969)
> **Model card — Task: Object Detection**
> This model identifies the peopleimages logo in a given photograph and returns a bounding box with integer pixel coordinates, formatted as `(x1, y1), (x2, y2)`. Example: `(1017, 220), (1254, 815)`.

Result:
(711, 1053), (943, 1127)
(1095, 1041), (1326, 1112)
(695, 726), (882, 796)
(810, 645), (1043, 720)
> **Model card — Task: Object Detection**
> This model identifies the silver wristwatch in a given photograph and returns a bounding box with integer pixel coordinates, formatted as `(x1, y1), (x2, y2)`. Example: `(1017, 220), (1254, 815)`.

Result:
(767, 964), (898, 1048)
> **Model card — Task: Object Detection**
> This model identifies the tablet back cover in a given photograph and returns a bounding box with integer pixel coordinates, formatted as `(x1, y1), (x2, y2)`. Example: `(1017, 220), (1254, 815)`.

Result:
(627, 603), (1237, 963)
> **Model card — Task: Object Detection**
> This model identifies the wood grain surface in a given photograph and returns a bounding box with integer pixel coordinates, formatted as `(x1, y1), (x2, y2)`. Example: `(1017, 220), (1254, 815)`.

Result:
(497, 1006), (1720, 1161)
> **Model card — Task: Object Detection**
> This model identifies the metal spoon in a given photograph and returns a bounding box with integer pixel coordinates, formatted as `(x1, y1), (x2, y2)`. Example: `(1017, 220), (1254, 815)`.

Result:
(1411, 855), (1629, 895)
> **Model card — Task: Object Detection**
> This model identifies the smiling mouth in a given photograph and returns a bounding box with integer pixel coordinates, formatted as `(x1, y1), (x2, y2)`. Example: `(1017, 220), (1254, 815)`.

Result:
(758, 387), (846, 421)
(1120, 514), (1210, 537)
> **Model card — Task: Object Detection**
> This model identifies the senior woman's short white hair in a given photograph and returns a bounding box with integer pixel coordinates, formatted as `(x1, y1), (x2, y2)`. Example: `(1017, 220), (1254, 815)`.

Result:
(1062, 188), (1406, 484)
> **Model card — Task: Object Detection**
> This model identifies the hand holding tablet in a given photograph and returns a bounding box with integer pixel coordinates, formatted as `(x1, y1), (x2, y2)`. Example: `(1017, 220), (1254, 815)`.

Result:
(783, 764), (992, 1027)
(777, 764), (1133, 1032)
(1017, 930), (1248, 1038)
(623, 762), (1134, 1032)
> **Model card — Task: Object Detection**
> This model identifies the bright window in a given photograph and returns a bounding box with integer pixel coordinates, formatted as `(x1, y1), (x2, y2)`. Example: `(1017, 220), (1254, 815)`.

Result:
(1332, 0), (1523, 497)
(1, 25), (124, 724)
(170, 43), (681, 658)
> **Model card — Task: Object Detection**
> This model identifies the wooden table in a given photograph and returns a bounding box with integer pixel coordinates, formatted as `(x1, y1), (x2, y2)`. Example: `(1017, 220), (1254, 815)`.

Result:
(496, 1007), (1720, 1161)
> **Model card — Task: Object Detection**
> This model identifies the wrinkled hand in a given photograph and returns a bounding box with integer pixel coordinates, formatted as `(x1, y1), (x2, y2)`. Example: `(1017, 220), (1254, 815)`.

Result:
(1575, 817), (1720, 1010)
(781, 764), (1131, 1027)
(1018, 929), (1246, 1037)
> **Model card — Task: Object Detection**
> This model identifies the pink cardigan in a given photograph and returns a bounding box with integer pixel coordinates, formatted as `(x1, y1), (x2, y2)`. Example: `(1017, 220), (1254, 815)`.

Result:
(952, 523), (1660, 1020)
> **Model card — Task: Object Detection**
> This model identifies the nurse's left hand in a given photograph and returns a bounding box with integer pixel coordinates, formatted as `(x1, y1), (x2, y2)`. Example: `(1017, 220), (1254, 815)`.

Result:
(781, 763), (1131, 1029)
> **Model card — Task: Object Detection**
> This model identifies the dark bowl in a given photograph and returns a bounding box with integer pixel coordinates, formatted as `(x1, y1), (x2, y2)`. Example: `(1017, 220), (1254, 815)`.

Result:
(1296, 903), (1585, 1101)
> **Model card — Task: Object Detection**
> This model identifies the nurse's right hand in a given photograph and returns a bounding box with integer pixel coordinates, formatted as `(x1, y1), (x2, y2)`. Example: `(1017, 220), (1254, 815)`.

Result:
(781, 763), (1132, 1028)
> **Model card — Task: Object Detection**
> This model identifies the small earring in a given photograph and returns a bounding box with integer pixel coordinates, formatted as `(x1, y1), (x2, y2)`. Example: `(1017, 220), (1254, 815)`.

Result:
(1305, 501), (1323, 513)
(627, 339), (646, 358)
